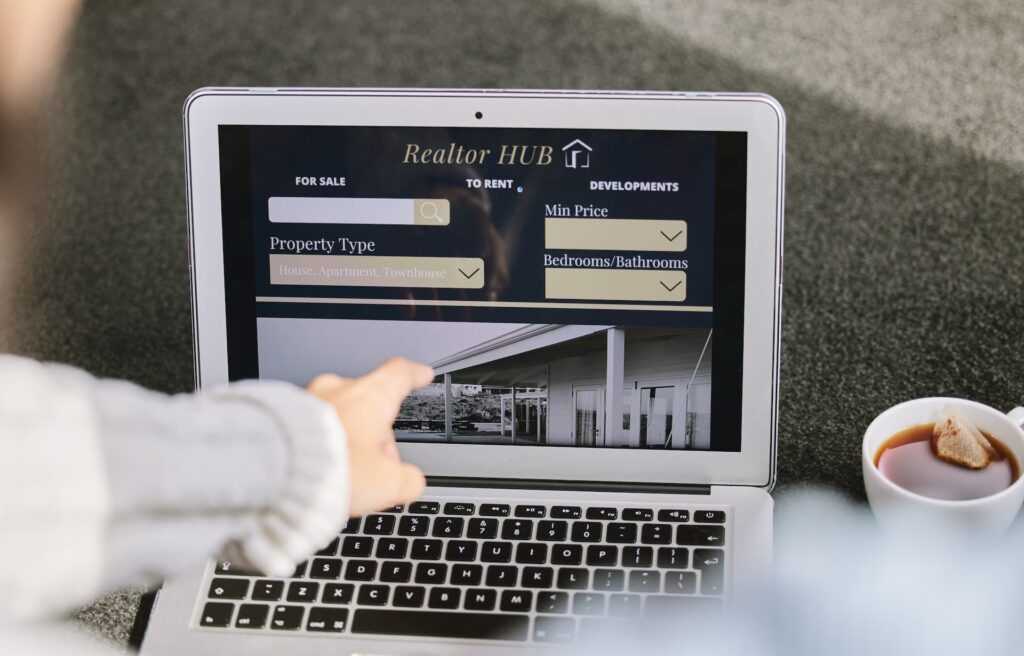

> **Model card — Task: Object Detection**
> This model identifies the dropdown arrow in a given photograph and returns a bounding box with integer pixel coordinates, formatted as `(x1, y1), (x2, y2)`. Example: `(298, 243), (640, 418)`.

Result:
(459, 267), (480, 279)
(660, 229), (683, 242)
(660, 280), (682, 292)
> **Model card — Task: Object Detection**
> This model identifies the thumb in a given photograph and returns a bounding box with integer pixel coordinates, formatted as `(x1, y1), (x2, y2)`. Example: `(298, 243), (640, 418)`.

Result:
(389, 462), (427, 506)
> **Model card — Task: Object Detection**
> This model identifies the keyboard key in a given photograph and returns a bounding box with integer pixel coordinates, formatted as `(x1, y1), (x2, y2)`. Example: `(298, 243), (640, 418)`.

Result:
(357, 584), (390, 606)
(500, 589), (533, 612)
(309, 558), (342, 580)
(286, 581), (319, 602)
(398, 515), (429, 537)
(315, 537), (339, 557)
(428, 587), (461, 609)
(573, 592), (605, 615)
(551, 506), (582, 519)
(464, 588), (497, 610)
(481, 541), (513, 563)
(586, 507), (618, 520)
(515, 504), (546, 518)
(695, 510), (726, 524)
(628, 570), (661, 592)
(380, 561), (413, 583)
(208, 578), (248, 600)
(344, 560), (377, 581)
(551, 544), (583, 565)
(410, 539), (443, 560)
(433, 516), (465, 538)
(375, 537), (408, 559)
(199, 602), (233, 627)
(341, 536), (373, 557)
(608, 593), (642, 618)
(645, 595), (722, 617)
(445, 540), (478, 562)
(677, 525), (726, 547)
(586, 545), (618, 567)
(694, 548), (725, 595)
(450, 563), (483, 586)
(533, 616), (575, 643)
(468, 518), (499, 539)
(351, 609), (529, 641)
(443, 502), (475, 516)
(214, 560), (257, 577)
(340, 517), (361, 534)
(536, 520), (568, 542)
(393, 586), (426, 608)
(322, 583), (354, 604)
(622, 508), (654, 522)
(234, 603), (268, 629)
(579, 617), (632, 644)
(607, 523), (638, 544)
(521, 566), (554, 588)
(270, 605), (304, 630)
(622, 546), (654, 568)
(665, 571), (697, 594)
(364, 514), (396, 535)
(592, 569), (625, 591)
(485, 565), (518, 587)
(384, 505), (404, 513)
(657, 547), (689, 569)
(291, 562), (308, 578)
(641, 523), (673, 544)
(408, 501), (440, 514)
(306, 607), (348, 633)
(515, 542), (547, 564)
(571, 522), (602, 542)
(556, 568), (589, 590)
(479, 504), (511, 517)
(658, 509), (690, 522)
(252, 580), (283, 602)
(501, 519), (534, 540)
(415, 563), (448, 584)
(536, 590), (570, 614)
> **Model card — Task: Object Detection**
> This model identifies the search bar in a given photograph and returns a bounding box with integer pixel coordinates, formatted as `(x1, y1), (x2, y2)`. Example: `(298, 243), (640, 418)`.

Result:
(268, 197), (450, 226)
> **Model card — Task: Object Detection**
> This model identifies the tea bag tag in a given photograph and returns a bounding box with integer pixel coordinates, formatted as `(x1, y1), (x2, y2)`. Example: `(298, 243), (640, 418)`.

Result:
(931, 405), (999, 469)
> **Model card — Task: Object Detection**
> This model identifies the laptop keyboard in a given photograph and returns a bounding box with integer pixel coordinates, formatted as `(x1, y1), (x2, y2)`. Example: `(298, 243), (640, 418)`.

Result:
(195, 499), (729, 644)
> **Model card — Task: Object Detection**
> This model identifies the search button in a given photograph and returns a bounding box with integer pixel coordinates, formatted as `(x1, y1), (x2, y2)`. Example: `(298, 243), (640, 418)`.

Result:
(413, 199), (450, 225)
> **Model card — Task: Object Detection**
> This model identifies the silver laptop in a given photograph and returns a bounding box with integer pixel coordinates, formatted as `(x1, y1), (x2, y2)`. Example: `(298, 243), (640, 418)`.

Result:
(140, 88), (784, 654)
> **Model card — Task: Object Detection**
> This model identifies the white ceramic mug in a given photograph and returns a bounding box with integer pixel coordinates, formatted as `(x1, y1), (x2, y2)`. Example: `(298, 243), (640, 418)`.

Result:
(862, 398), (1024, 539)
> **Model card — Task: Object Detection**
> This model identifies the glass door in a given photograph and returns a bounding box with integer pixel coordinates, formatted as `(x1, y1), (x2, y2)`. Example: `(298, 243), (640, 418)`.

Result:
(573, 386), (605, 447)
(638, 385), (675, 447)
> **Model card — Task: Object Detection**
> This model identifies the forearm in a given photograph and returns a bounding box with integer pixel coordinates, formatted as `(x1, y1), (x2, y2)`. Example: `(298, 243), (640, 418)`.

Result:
(0, 356), (349, 621)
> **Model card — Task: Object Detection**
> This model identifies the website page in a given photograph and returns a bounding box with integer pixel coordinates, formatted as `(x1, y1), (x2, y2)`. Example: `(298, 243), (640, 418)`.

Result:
(217, 125), (747, 451)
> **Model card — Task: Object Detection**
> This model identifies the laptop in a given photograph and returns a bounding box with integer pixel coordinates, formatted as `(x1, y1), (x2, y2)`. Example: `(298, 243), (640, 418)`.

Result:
(139, 88), (784, 654)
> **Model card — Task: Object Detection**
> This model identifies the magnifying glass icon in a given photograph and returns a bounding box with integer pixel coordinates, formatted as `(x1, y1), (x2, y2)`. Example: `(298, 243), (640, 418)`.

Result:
(412, 199), (450, 225)
(419, 201), (443, 223)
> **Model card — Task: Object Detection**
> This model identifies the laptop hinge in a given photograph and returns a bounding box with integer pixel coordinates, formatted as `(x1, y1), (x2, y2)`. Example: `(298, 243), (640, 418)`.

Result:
(427, 476), (711, 496)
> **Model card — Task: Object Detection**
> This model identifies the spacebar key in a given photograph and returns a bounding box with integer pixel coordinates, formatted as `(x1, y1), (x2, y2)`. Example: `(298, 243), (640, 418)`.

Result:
(352, 609), (529, 641)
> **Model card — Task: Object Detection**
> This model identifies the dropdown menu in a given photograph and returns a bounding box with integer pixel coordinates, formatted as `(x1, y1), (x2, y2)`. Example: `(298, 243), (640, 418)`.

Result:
(545, 218), (687, 252)
(269, 254), (485, 289)
(545, 268), (686, 302)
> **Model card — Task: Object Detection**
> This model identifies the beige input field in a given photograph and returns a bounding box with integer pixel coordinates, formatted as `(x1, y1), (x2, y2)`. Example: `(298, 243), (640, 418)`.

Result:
(545, 218), (687, 252)
(269, 254), (484, 289)
(546, 268), (686, 302)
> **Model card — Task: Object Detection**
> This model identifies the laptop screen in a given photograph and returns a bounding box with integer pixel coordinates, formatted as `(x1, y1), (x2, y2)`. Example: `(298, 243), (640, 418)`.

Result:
(217, 125), (747, 452)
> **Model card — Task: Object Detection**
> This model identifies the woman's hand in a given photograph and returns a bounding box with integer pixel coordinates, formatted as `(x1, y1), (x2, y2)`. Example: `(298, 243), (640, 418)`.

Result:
(307, 357), (433, 517)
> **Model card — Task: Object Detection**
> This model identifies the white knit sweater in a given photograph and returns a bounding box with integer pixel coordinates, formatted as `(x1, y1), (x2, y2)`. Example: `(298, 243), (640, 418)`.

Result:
(0, 354), (350, 625)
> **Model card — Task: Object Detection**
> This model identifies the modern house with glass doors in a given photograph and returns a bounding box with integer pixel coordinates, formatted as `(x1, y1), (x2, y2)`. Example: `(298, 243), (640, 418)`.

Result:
(427, 324), (713, 449)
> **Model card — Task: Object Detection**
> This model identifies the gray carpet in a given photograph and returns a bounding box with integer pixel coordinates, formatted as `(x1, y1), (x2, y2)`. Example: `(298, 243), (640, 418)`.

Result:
(6, 0), (1023, 649)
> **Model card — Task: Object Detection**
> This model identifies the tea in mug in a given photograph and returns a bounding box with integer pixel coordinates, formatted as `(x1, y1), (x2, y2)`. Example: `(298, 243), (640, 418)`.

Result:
(875, 418), (1019, 501)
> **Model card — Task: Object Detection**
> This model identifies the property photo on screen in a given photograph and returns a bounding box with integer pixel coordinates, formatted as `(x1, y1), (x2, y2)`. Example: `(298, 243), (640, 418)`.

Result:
(258, 318), (713, 450)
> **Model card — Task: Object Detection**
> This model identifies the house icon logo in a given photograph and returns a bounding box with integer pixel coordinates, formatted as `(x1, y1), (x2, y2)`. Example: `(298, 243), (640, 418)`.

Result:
(562, 139), (592, 169)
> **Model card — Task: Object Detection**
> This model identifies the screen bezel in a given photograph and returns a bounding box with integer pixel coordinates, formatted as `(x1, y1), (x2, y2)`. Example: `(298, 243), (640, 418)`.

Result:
(184, 89), (783, 488)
